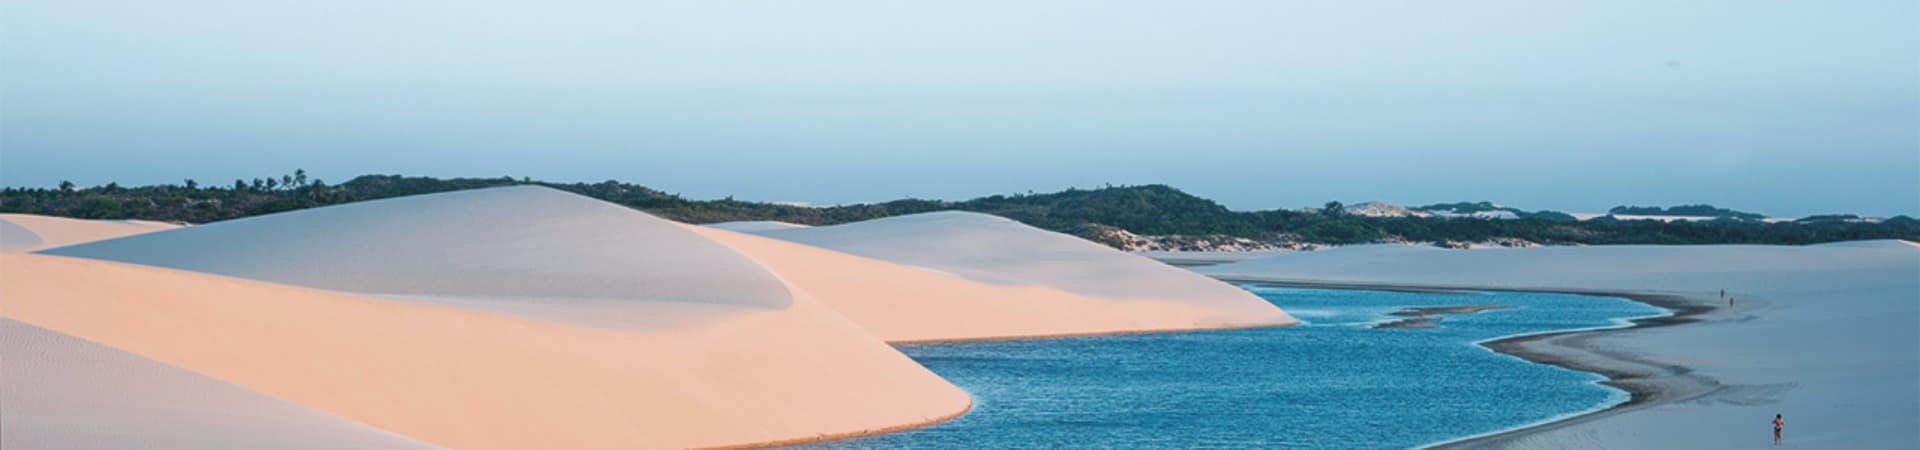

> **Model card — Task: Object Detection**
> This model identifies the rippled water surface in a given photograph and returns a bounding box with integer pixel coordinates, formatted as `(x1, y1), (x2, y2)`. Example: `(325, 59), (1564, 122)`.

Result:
(800, 286), (1664, 449)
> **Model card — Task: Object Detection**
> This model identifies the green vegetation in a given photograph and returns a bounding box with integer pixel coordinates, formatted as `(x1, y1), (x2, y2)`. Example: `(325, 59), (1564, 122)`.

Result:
(1416, 201), (1520, 214)
(3, 172), (1915, 247)
(1609, 204), (1764, 220)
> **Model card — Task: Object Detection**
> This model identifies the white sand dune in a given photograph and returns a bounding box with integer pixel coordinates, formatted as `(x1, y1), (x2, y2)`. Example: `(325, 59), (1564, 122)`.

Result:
(744, 211), (1292, 326)
(0, 213), (178, 252)
(1200, 241), (1920, 449)
(3, 252), (968, 450)
(7, 186), (974, 449)
(40, 186), (796, 323)
(2, 318), (440, 450)
(694, 225), (1294, 342)
(704, 220), (812, 232)
(7, 187), (1293, 447)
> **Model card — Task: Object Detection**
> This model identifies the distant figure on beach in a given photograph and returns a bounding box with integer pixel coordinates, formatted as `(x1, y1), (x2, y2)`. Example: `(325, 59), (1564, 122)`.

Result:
(1721, 289), (1726, 298)
(1773, 413), (1785, 444)
(1730, 297), (1735, 308)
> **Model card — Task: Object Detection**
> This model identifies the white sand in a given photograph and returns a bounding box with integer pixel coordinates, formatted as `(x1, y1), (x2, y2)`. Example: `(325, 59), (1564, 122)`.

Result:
(2, 318), (440, 450)
(3, 252), (969, 449)
(0, 213), (177, 252)
(6, 187), (976, 448)
(694, 225), (1295, 342)
(748, 211), (1291, 320)
(40, 187), (797, 320)
(1200, 241), (1920, 449)
(6, 188), (1293, 447)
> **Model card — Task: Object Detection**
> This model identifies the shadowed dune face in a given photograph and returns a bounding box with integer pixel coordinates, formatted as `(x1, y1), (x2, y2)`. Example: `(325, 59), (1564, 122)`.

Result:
(1, 318), (440, 450)
(0, 218), (44, 252)
(1, 214), (178, 253)
(40, 186), (792, 308)
(752, 211), (1283, 315)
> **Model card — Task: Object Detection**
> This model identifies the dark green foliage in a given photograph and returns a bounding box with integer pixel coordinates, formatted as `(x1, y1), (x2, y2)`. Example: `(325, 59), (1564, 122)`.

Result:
(1416, 201), (1519, 214)
(1521, 210), (1579, 222)
(1609, 204), (1764, 220)
(2, 173), (1914, 246)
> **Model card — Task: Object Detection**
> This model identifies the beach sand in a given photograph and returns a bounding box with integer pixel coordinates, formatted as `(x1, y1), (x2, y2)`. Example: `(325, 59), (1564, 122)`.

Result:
(1199, 241), (1920, 449)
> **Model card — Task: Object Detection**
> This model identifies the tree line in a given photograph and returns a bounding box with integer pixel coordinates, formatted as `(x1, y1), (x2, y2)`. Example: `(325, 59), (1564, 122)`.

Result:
(3, 173), (1914, 246)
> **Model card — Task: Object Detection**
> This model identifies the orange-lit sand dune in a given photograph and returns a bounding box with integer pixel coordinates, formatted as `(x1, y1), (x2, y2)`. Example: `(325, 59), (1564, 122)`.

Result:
(7, 187), (975, 449)
(695, 225), (1294, 342)
(2, 252), (968, 450)
(707, 211), (1295, 341)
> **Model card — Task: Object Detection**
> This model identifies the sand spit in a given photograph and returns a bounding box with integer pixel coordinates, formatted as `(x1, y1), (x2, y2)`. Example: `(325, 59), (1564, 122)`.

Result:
(693, 225), (1293, 342)
(0, 213), (178, 252)
(743, 211), (1294, 330)
(1201, 241), (1920, 449)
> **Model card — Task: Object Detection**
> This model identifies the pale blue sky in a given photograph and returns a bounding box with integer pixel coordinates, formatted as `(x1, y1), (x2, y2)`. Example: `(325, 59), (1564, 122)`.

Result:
(3, 1), (1915, 217)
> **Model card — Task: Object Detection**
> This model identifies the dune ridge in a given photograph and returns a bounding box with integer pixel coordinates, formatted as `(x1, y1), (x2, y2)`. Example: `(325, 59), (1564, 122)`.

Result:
(39, 186), (796, 318)
(693, 225), (1292, 342)
(736, 211), (1295, 336)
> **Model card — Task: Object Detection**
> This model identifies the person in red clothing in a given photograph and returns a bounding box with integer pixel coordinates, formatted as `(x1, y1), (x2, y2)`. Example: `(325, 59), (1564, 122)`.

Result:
(1772, 414), (1785, 445)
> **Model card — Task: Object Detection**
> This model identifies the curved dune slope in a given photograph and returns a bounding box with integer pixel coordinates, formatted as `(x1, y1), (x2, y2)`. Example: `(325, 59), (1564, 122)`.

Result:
(1, 213), (178, 252)
(2, 318), (439, 450)
(718, 211), (1295, 340)
(41, 186), (794, 319)
(2, 252), (969, 450)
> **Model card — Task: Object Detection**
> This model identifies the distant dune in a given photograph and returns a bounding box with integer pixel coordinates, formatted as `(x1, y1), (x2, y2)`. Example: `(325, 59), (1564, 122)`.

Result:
(1199, 241), (1919, 449)
(1, 213), (177, 253)
(745, 211), (1292, 324)
(695, 224), (1294, 342)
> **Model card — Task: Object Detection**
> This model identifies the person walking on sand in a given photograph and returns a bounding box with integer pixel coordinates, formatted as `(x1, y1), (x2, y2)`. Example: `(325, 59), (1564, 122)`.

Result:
(1773, 413), (1785, 444)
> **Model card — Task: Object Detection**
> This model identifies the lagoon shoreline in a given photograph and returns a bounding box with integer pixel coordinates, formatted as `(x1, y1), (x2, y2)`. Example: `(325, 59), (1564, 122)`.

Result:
(1213, 278), (1724, 449)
